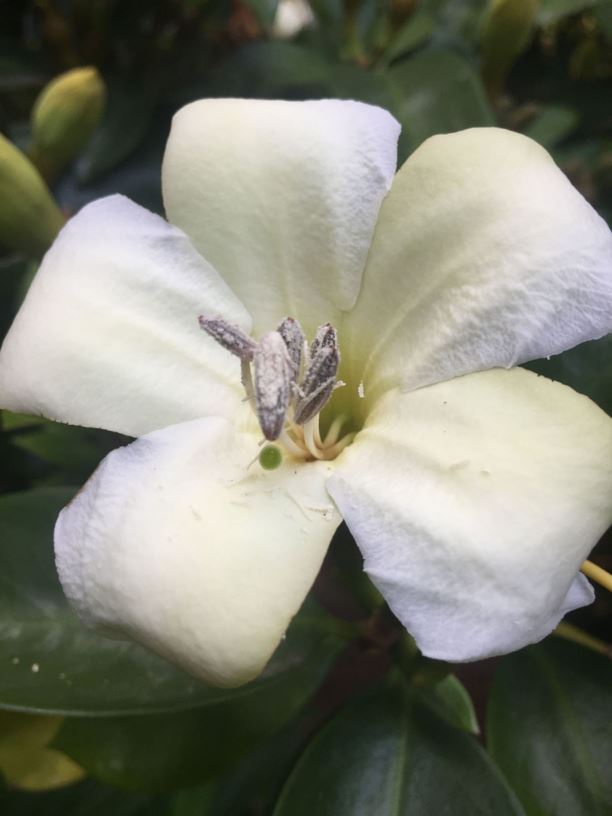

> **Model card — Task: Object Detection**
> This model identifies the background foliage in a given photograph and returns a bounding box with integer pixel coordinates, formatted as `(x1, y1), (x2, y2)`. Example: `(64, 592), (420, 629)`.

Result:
(1, 0), (611, 813)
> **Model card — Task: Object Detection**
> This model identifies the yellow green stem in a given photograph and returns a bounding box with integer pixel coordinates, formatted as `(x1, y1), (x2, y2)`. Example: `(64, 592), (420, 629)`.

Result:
(554, 622), (612, 657)
(581, 559), (612, 592)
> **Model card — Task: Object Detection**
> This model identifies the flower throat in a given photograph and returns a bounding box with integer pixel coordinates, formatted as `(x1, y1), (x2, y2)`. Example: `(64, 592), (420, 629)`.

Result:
(199, 315), (354, 461)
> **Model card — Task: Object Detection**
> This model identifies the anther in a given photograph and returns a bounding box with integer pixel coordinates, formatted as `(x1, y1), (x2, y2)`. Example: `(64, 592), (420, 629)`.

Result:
(310, 322), (337, 356)
(253, 332), (292, 441)
(294, 325), (340, 426)
(276, 317), (304, 383)
(198, 316), (257, 361)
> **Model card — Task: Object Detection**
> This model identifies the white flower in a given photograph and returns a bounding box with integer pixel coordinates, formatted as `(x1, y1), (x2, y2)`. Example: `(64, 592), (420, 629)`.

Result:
(1, 99), (611, 688)
(272, 0), (315, 39)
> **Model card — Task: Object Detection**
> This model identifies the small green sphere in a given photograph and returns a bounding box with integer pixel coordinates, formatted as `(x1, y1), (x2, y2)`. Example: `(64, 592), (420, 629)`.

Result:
(259, 445), (282, 470)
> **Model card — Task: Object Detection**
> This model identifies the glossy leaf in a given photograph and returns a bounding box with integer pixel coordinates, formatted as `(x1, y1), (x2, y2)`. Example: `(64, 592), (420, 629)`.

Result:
(523, 105), (579, 148)
(75, 80), (155, 184)
(424, 0), (488, 46)
(0, 488), (346, 715)
(0, 778), (166, 816)
(203, 42), (330, 99)
(329, 64), (396, 111)
(388, 48), (495, 159)
(383, 9), (434, 64)
(419, 674), (479, 735)
(487, 638), (612, 816)
(274, 677), (524, 815)
(2, 413), (128, 484)
(54, 636), (339, 792)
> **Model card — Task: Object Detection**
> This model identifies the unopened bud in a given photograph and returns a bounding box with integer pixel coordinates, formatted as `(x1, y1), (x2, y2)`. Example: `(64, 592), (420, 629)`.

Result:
(0, 134), (64, 258)
(480, 0), (539, 96)
(30, 67), (106, 181)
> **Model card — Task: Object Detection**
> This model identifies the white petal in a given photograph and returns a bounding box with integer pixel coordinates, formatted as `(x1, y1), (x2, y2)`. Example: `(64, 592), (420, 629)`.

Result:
(55, 417), (340, 687)
(0, 195), (251, 437)
(328, 368), (612, 662)
(344, 128), (612, 407)
(162, 98), (399, 337)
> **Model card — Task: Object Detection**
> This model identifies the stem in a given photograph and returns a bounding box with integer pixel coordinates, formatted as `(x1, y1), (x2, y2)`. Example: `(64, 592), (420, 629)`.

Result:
(554, 622), (612, 657)
(581, 559), (612, 592)
(240, 359), (257, 415)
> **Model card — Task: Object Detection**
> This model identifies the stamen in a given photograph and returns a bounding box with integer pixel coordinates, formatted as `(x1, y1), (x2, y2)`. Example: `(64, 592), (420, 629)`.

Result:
(198, 313), (354, 462)
(278, 428), (309, 459)
(324, 432), (356, 459)
(294, 324), (340, 425)
(303, 417), (325, 460)
(240, 359), (256, 413)
(198, 316), (257, 361)
(322, 413), (348, 448)
(277, 317), (304, 383)
(253, 332), (292, 441)
(310, 322), (337, 355)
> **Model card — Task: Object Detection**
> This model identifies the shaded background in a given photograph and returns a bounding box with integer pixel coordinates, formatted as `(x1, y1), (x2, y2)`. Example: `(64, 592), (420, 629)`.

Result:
(0, 1), (611, 814)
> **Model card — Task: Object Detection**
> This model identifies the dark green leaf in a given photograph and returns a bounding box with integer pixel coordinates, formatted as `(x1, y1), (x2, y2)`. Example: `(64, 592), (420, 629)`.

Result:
(202, 42), (330, 99)
(525, 335), (612, 416)
(0, 777), (167, 816)
(54, 635), (339, 791)
(419, 674), (479, 735)
(423, 0), (487, 47)
(383, 9), (434, 64)
(2, 413), (129, 485)
(523, 105), (579, 148)
(244, 0), (280, 27)
(487, 638), (612, 816)
(595, 4), (612, 40)
(75, 81), (156, 185)
(388, 48), (495, 159)
(538, 0), (604, 26)
(176, 723), (306, 816)
(329, 63), (396, 110)
(274, 677), (524, 815)
(0, 488), (347, 716)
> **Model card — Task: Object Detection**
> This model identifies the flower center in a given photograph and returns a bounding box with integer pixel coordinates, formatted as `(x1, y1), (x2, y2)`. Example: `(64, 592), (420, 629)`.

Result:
(199, 314), (355, 461)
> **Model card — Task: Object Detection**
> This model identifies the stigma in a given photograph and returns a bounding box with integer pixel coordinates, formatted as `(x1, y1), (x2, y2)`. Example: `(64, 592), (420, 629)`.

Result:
(199, 315), (354, 461)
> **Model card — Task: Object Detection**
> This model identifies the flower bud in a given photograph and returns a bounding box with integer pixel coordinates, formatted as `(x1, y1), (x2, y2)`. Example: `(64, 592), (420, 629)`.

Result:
(30, 67), (106, 181)
(0, 134), (64, 257)
(480, 0), (539, 96)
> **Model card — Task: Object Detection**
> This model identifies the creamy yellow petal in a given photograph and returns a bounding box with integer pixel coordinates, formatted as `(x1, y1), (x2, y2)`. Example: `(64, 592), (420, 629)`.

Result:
(344, 128), (612, 411)
(163, 98), (399, 337)
(329, 368), (612, 661)
(0, 195), (249, 436)
(55, 417), (340, 687)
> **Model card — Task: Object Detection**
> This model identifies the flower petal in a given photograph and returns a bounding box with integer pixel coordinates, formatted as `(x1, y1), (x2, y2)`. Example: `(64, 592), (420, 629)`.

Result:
(328, 368), (612, 661)
(344, 128), (612, 407)
(55, 417), (340, 687)
(162, 98), (399, 336)
(0, 195), (251, 437)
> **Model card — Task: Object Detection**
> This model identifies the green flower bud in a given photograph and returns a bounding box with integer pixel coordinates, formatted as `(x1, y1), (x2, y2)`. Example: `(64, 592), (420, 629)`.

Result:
(480, 0), (539, 96)
(0, 134), (64, 258)
(30, 67), (106, 182)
